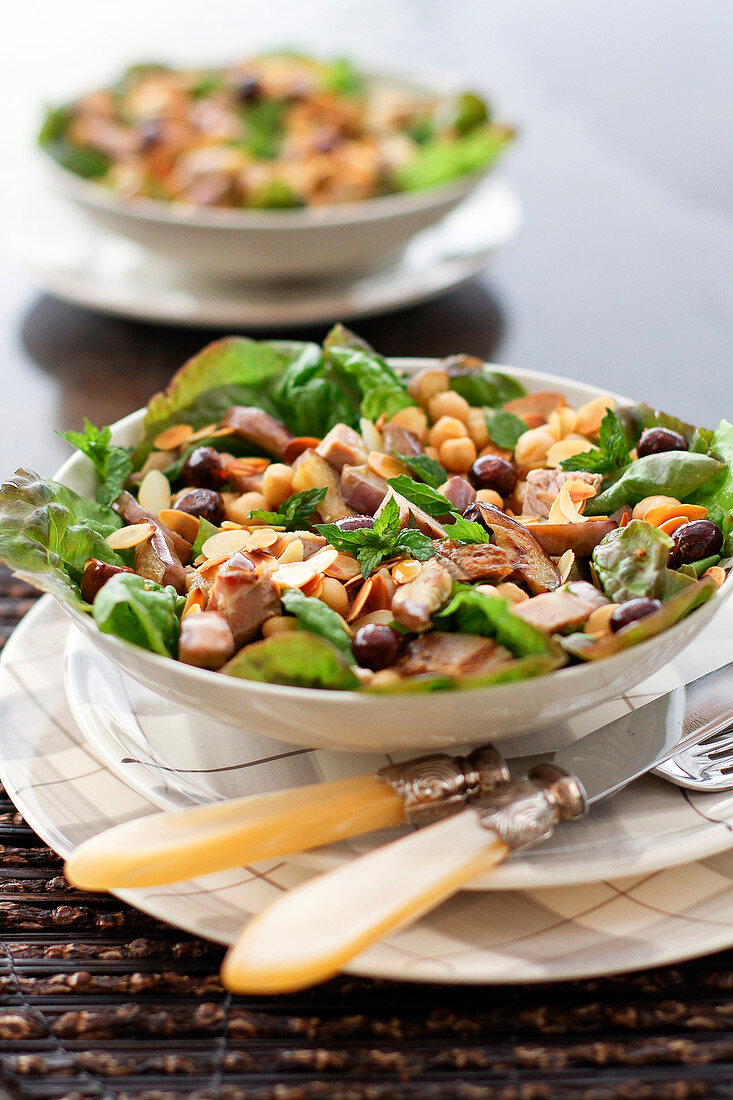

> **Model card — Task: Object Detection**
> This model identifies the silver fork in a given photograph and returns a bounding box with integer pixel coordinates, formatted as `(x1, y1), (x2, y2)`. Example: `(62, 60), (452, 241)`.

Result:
(656, 722), (733, 791)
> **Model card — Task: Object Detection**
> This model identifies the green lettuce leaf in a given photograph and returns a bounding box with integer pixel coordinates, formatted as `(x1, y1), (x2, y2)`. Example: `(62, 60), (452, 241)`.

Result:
(688, 420), (733, 527)
(483, 408), (527, 451)
(281, 589), (354, 661)
(270, 342), (359, 437)
(367, 653), (562, 694)
(584, 452), (723, 516)
(615, 403), (701, 447)
(434, 583), (562, 659)
(223, 632), (359, 690)
(132, 337), (311, 468)
(394, 124), (513, 192)
(324, 344), (414, 423)
(448, 367), (525, 409)
(561, 410), (630, 475)
(592, 520), (692, 603)
(59, 419), (132, 505)
(0, 469), (124, 611)
(561, 577), (717, 661)
(93, 573), (184, 656)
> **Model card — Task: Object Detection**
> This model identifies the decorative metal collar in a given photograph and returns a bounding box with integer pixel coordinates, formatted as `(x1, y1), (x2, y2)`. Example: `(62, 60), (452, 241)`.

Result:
(376, 745), (509, 826)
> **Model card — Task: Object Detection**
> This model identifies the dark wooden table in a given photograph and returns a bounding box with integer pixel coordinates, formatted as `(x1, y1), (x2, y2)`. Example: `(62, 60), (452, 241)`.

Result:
(0, 2), (731, 1096)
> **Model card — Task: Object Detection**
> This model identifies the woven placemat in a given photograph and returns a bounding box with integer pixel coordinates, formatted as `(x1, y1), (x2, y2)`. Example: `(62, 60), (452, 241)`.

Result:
(0, 568), (732, 1099)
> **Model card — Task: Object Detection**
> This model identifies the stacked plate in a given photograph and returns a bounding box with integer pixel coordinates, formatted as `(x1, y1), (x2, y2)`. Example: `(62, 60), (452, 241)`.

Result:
(1, 592), (733, 985)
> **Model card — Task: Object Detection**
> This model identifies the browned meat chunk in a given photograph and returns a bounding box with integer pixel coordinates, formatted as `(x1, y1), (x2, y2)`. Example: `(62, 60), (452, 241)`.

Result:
(380, 424), (424, 457)
(115, 491), (191, 564)
(220, 407), (294, 460)
(134, 527), (187, 593)
(440, 476), (476, 512)
(291, 450), (355, 522)
(385, 489), (446, 538)
(463, 503), (560, 594)
(524, 470), (602, 519)
(391, 559), (453, 632)
(397, 632), (512, 680)
(522, 518), (617, 557)
(433, 540), (517, 585)
(340, 464), (388, 515)
(566, 580), (609, 610)
(209, 554), (281, 646)
(504, 391), (566, 428)
(315, 425), (368, 471)
(179, 612), (235, 669)
(513, 587), (607, 634)
(81, 559), (133, 604)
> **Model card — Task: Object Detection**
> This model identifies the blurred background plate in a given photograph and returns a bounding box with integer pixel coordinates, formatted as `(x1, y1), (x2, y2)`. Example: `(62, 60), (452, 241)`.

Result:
(3, 177), (520, 329)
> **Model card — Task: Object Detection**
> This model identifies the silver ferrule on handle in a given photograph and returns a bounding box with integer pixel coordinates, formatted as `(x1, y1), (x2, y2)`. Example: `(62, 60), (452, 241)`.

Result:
(474, 763), (587, 851)
(376, 745), (510, 826)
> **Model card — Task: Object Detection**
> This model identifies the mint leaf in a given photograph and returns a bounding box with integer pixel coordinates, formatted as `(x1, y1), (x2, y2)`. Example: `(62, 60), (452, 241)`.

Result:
(561, 409), (630, 475)
(394, 528), (434, 559)
(484, 408), (526, 451)
(441, 517), (493, 544)
(60, 419), (132, 506)
(386, 475), (456, 517)
(393, 452), (447, 489)
(317, 495), (432, 577)
(248, 488), (327, 531)
(281, 589), (354, 661)
(373, 495), (400, 537)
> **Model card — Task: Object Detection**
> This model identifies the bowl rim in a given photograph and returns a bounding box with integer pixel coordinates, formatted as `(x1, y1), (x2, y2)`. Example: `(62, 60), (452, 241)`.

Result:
(38, 60), (505, 230)
(53, 355), (733, 706)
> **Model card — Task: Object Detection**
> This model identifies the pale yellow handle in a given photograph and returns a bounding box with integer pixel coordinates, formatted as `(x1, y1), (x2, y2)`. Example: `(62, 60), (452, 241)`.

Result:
(221, 809), (509, 995)
(65, 775), (403, 890)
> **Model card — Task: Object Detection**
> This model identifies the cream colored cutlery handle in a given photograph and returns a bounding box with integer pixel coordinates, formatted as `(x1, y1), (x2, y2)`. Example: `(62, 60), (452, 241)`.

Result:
(221, 809), (509, 995)
(65, 775), (403, 890)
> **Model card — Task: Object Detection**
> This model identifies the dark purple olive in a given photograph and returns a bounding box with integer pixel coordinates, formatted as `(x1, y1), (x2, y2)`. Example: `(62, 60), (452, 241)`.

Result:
(175, 489), (225, 526)
(469, 455), (518, 496)
(669, 519), (723, 568)
(333, 515), (376, 532)
(351, 624), (402, 671)
(180, 446), (228, 490)
(610, 598), (662, 633)
(81, 559), (133, 604)
(234, 76), (261, 103)
(637, 427), (688, 458)
(139, 118), (164, 151)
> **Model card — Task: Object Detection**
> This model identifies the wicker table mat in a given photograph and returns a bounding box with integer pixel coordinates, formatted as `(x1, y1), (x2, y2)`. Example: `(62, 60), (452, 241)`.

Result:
(1, 570), (733, 1099)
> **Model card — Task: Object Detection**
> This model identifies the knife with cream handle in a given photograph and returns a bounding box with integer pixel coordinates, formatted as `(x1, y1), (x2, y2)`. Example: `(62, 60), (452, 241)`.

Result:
(221, 664), (733, 994)
(64, 746), (508, 890)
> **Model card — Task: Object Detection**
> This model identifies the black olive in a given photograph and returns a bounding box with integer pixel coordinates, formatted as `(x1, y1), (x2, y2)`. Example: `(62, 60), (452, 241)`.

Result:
(175, 489), (225, 526)
(333, 515), (375, 532)
(80, 559), (133, 604)
(468, 455), (517, 496)
(637, 427), (688, 458)
(180, 446), (228, 490)
(669, 519), (723, 568)
(139, 118), (164, 151)
(351, 624), (402, 671)
(234, 77), (261, 104)
(610, 598), (662, 632)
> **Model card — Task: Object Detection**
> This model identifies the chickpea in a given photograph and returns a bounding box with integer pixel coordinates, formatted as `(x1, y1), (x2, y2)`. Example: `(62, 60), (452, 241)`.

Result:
(439, 436), (477, 474)
(467, 408), (489, 450)
(225, 491), (268, 525)
(514, 427), (555, 470)
(262, 616), (298, 637)
(575, 396), (615, 437)
(388, 405), (429, 442)
(406, 367), (449, 407)
(429, 415), (468, 450)
(319, 577), (349, 616)
(261, 463), (295, 510)
(547, 406), (578, 441)
(475, 488), (504, 507)
(428, 389), (471, 425)
(425, 445), (440, 462)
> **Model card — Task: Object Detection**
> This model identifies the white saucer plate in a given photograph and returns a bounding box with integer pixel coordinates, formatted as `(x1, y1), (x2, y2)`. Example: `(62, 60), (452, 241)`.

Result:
(4, 597), (733, 985)
(4, 178), (521, 329)
(63, 596), (733, 891)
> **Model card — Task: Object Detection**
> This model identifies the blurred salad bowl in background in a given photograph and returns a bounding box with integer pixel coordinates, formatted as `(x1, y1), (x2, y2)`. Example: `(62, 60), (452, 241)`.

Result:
(0, 327), (730, 752)
(38, 52), (515, 282)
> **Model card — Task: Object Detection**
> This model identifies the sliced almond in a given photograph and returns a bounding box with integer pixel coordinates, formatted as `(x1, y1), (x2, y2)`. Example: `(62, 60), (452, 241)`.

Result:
(632, 495), (681, 521)
(325, 552), (362, 581)
(351, 609), (394, 630)
(107, 522), (155, 550)
(557, 549), (576, 583)
(220, 521), (246, 531)
(347, 577), (374, 622)
(547, 406), (578, 441)
(548, 487), (587, 525)
(226, 456), (271, 477)
(585, 604), (618, 635)
(392, 559), (422, 585)
(182, 586), (206, 619)
(201, 529), (250, 560)
(138, 450), (177, 477)
(154, 424), (194, 451)
(359, 417), (383, 453)
(658, 516), (690, 536)
(158, 509), (200, 543)
(246, 528), (278, 552)
(272, 547), (339, 590)
(278, 538), (304, 564)
(186, 422), (218, 443)
(704, 566), (727, 588)
(138, 469), (172, 515)
(301, 575), (324, 599)
(643, 502), (708, 527)
(369, 569), (395, 610)
(368, 451), (409, 481)
(563, 479), (598, 502)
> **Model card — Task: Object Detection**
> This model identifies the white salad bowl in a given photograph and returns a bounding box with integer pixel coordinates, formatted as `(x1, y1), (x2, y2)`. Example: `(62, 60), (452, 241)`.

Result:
(53, 359), (733, 754)
(40, 67), (502, 284)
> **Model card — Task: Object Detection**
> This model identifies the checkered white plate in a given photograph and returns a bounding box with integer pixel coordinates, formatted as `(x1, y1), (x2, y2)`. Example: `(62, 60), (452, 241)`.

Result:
(2, 597), (733, 984)
(63, 599), (733, 890)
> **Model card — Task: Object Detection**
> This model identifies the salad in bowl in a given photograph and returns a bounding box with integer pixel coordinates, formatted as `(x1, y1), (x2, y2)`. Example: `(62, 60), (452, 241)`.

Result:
(0, 328), (730, 750)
